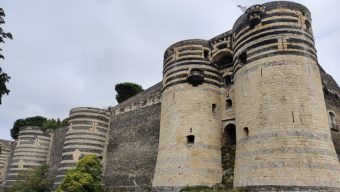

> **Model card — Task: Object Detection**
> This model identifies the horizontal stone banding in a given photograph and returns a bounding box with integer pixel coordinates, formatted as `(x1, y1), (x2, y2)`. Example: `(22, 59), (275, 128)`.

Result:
(163, 61), (214, 74)
(165, 67), (220, 78)
(246, 50), (316, 64)
(164, 57), (209, 72)
(162, 79), (222, 91)
(234, 29), (313, 54)
(164, 73), (221, 85)
(234, 11), (302, 40)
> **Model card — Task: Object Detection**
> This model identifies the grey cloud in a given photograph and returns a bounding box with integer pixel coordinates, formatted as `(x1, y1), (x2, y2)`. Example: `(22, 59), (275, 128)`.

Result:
(0, 0), (339, 139)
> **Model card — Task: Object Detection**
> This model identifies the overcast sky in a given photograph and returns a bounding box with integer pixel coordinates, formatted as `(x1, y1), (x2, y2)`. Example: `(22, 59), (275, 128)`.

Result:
(0, 0), (339, 140)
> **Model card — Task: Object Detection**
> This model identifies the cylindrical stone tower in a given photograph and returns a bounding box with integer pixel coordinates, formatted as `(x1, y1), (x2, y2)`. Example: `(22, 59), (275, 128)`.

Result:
(153, 39), (223, 188)
(0, 140), (12, 187)
(4, 126), (52, 187)
(53, 107), (109, 187)
(232, 1), (340, 189)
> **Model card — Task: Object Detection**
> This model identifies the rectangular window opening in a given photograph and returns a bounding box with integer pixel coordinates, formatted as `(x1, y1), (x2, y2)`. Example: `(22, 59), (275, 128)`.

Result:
(212, 104), (217, 113)
(204, 50), (209, 59)
(187, 135), (195, 144)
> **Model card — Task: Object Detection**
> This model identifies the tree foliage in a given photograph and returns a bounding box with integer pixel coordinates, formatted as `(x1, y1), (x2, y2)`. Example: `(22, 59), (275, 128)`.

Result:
(4, 164), (53, 192)
(57, 154), (103, 192)
(115, 82), (143, 103)
(10, 116), (69, 140)
(0, 8), (13, 104)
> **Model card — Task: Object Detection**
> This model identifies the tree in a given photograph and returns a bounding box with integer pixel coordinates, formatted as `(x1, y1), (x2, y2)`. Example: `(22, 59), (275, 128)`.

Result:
(115, 82), (143, 103)
(10, 116), (47, 140)
(5, 164), (53, 192)
(0, 8), (13, 104)
(10, 116), (69, 140)
(57, 154), (103, 192)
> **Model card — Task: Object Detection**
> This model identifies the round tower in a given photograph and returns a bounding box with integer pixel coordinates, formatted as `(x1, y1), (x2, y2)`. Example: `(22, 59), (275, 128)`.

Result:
(232, 1), (340, 189)
(53, 107), (109, 187)
(152, 39), (223, 188)
(4, 126), (52, 187)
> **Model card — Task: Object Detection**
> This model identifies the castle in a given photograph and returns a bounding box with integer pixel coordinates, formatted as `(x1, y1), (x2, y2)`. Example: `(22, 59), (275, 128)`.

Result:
(1, 1), (340, 191)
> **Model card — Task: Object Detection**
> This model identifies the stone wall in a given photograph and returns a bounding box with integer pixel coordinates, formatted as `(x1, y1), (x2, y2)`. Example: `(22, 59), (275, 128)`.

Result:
(111, 82), (162, 116)
(320, 66), (340, 160)
(104, 103), (161, 191)
(47, 126), (68, 188)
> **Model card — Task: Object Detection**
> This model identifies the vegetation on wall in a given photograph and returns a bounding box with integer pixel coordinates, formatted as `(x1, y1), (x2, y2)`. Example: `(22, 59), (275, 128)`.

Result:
(115, 82), (143, 103)
(0, 8), (13, 104)
(4, 164), (52, 192)
(180, 186), (243, 192)
(10, 116), (69, 140)
(221, 145), (236, 188)
(57, 154), (103, 192)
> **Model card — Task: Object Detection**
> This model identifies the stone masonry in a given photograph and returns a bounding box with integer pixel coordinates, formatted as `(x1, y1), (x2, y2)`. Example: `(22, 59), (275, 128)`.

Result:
(1, 1), (340, 192)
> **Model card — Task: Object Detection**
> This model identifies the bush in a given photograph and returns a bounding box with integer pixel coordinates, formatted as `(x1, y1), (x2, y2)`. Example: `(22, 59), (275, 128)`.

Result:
(4, 164), (52, 192)
(57, 154), (103, 192)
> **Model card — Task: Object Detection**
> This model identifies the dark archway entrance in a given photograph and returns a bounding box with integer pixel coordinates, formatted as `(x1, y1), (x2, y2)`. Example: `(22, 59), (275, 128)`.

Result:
(221, 124), (236, 188)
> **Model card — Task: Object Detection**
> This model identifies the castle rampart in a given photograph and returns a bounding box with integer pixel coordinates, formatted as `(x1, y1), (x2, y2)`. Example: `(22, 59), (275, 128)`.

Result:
(1, 1), (340, 192)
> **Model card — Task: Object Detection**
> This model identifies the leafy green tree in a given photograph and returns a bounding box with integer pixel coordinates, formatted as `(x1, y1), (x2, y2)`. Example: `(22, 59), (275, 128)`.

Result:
(57, 154), (103, 192)
(115, 82), (143, 103)
(0, 8), (13, 104)
(10, 116), (47, 140)
(5, 164), (52, 192)
(61, 117), (69, 126)
(10, 116), (69, 139)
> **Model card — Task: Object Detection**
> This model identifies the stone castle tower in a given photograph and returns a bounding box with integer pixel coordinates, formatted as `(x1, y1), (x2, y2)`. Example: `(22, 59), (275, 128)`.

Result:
(153, 1), (340, 190)
(1, 1), (340, 192)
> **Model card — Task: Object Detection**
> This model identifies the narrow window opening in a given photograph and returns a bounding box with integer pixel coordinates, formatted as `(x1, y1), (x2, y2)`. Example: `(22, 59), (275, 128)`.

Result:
(204, 50), (209, 59)
(328, 111), (338, 131)
(261, 68), (263, 77)
(187, 135), (195, 144)
(243, 127), (249, 137)
(212, 104), (217, 113)
(226, 99), (232, 109)
(239, 52), (247, 64)
(305, 20), (311, 30)
(224, 75), (234, 87)
(292, 111), (295, 123)
(190, 128), (192, 133)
